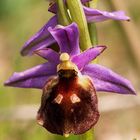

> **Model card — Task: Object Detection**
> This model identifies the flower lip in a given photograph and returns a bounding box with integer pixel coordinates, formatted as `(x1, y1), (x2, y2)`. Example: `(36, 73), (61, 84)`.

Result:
(38, 67), (99, 135)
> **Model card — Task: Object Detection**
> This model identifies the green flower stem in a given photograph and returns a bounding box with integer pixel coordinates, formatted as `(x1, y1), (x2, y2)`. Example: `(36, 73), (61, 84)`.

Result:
(55, 134), (79, 140)
(67, 0), (92, 51)
(80, 1), (99, 140)
(79, 129), (95, 140)
(88, 1), (98, 46)
(88, 23), (98, 46)
(57, 0), (71, 26)
(88, 0), (99, 64)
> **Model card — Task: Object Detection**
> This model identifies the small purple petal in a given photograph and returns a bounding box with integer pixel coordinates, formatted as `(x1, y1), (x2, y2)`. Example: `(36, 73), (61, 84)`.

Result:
(83, 6), (130, 22)
(5, 76), (50, 89)
(35, 48), (60, 64)
(48, 23), (80, 55)
(72, 46), (106, 70)
(4, 62), (57, 88)
(82, 64), (136, 95)
(21, 15), (57, 56)
(24, 36), (56, 56)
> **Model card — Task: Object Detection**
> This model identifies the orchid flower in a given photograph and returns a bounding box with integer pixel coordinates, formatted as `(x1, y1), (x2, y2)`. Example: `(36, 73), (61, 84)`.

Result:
(20, 0), (130, 56)
(5, 23), (136, 136)
(49, 1), (130, 22)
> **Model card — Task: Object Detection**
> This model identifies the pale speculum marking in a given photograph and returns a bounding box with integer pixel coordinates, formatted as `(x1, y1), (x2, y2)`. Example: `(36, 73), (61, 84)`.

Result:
(70, 94), (81, 104)
(54, 94), (63, 104)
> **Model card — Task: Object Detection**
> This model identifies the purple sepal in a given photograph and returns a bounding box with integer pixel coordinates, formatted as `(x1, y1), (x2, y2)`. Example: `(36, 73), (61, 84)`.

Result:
(48, 23), (80, 56)
(5, 76), (49, 89)
(21, 15), (57, 56)
(84, 6), (130, 22)
(4, 62), (57, 88)
(82, 64), (136, 95)
(72, 46), (106, 70)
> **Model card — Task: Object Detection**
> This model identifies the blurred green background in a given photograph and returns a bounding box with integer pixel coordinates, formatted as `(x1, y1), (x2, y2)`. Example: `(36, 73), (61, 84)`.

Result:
(0, 0), (140, 140)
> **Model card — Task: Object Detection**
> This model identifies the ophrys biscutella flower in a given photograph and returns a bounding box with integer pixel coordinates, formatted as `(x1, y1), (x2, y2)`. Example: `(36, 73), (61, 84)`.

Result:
(20, 1), (130, 56)
(5, 23), (136, 136)
(49, 1), (130, 22)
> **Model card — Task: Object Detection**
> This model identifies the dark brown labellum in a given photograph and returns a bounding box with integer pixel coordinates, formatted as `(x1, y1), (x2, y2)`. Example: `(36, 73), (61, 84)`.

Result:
(37, 70), (99, 136)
